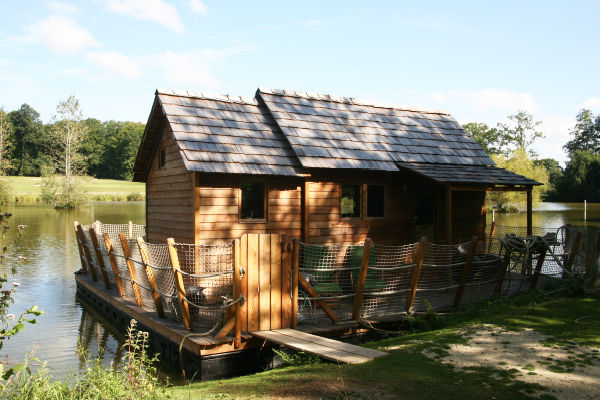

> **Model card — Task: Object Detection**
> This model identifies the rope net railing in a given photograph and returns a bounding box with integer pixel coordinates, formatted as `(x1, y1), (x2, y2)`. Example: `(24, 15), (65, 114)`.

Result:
(142, 242), (182, 321)
(172, 242), (234, 333)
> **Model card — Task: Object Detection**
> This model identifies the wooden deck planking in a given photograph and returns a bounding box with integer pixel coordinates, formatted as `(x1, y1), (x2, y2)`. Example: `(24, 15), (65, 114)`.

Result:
(250, 328), (388, 364)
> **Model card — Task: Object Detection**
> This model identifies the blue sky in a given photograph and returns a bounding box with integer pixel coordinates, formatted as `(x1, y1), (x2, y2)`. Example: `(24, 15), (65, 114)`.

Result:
(1, 1), (599, 163)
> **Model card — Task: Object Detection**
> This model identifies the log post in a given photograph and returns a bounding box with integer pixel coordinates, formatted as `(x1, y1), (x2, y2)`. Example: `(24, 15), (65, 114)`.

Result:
(487, 221), (496, 254)
(291, 239), (300, 329)
(103, 233), (124, 297)
(137, 237), (165, 317)
(89, 227), (111, 289)
(128, 221), (133, 240)
(77, 223), (98, 281)
(119, 233), (144, 307)
(352, 238), (373, 321)
(73, 221), (89, 274)
(406, 237), (428, 312)
(298, 273), (340, 323)
(494, 249), (512, 297)
(530, 251), (547, 289)
(565, 231), (583, 272)
(215, 316), (236, 340)
(167, 238), (192, 331)
(454, 236), (478, 307)
(526, 188), (533, 237)
(233, 238), (242, 347)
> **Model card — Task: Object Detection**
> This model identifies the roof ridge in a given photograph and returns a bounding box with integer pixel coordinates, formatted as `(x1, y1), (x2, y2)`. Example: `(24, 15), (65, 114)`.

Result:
(257, 87), (450, 115)
(156, 88), (257, 105)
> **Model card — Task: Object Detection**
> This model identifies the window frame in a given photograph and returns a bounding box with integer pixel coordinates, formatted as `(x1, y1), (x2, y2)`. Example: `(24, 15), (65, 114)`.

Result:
(158, 148), (166, 169)
(339, 182), (386, 220)
(239, 180), (268, 223)
(340, 183), (362, 220)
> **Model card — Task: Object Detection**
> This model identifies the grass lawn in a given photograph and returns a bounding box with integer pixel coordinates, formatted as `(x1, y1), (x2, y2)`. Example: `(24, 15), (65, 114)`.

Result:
(2, 175), (144, 194)
(167, 291), (600, 400)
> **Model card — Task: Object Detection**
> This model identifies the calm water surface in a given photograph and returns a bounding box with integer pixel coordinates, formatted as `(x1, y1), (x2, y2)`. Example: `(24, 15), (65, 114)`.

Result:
(1, 201), (599, 379)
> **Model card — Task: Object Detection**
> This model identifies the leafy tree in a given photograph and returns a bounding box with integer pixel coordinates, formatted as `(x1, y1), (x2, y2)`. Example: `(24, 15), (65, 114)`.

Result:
(487, 148), (549, 210)
(98, 121), (144, 180)
(51, 96), (87, 185)
(563, 109), (600, 155)
(463, 122), (502, 155)
(552, 150), (600, 202)
(8, 104), (47, 176)
(496, 111), (544, 157)
(80, 118), (106, 177)
(534, 158), (563, 200)
(0, 108), (12, 175)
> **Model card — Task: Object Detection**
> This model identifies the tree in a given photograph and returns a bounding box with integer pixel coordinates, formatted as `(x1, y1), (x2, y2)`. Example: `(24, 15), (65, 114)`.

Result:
(534, 158), (563, 200)
(98, 121), (144, 180)
(563, 109), (600, 155)
(487, 148), (549, 210)
(552, 150), (600, 202)
(8, 104), (46, 176)
(0, 108), (12, 175)
(462, 122), (502, 155)
(496, 111), (544, 157)
(51, 96), (86, 185)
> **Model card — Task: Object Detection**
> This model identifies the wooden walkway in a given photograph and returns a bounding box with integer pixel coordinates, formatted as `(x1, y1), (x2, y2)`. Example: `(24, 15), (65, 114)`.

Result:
(250, 328), (388, 364)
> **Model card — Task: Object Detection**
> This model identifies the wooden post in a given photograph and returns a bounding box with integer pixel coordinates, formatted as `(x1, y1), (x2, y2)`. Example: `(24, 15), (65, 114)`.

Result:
(89, 227), (111, 289)
(128, 221), (133, 240)
(119, 233), (144, 307)
(494, 250), (512, 297)
(446, 186), (453, 244)
(526, 188), (533, 237)
(137, 237), (165, 317)
(281, 237), (292, 329)
(530, 251), (547, 289)
(73, 221), (89, 273)
(406, 237), (428, 312)
(565, 231), (583, 272)
(233, 239), (242, 347)
(215, 316), (236, 340)
(298, 273), (340, 323)
(167, 238), (192, 331)
(291, 239), (300, 329)
(239, 235), (248, 333)
(352, 238), (373, 321)
(302, 181), (310, 243)
(454, 236), (478, 307)
(103, 233), (124, 297)
(487, 221), (496, 254)
(77, 223), (98, 281)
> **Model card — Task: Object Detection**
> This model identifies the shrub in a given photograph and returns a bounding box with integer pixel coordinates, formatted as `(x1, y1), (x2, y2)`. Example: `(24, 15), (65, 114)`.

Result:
(0, 179), (13, 206)
(40, 176), (88, 209)
(127, 192), (144, 201)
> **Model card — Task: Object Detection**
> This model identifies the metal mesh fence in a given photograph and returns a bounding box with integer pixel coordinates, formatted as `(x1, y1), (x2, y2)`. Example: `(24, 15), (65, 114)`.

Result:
(172, 242), (233, 332)
(297, 243), (360, 323)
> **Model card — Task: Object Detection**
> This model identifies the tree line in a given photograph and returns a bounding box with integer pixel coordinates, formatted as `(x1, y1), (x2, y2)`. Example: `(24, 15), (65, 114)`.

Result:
(0, 101), (144, 181)
(463, 108), (600, 205)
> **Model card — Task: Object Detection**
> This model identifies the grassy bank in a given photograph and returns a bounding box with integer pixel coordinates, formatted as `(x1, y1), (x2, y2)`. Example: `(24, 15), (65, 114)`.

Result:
(1, 176), (145, 203)
(168, 291), (600, 400)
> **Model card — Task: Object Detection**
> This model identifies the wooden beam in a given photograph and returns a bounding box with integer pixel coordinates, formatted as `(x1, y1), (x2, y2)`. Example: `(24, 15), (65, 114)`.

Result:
(77, 224), (98, 282)
(351, 238), (372, 321)
(526, 187), (533, 237)
(137, 237), (165, 317)
(119, 233), (144, 308)
(487, 221), (496, 254)
(73, 221), (89, 274)
(291, 239), (300, 329)
(406, 237), (428, 312)
(167, 238), (192, 331)
(298, 272), (340, 323)
(302, 181), (310, 243)
(89, 227), (111, 289)
(446, 186), (452, 244)
(103, 233), (124, 297)
(233, 239), (242, 347)
(530, 251), (546, 289)
(454, 236), (478, 307)
(494, 251), (511, 297)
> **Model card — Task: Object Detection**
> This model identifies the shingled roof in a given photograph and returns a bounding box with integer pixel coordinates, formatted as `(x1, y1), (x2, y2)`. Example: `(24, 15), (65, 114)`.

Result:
(133, 88), (541, 187)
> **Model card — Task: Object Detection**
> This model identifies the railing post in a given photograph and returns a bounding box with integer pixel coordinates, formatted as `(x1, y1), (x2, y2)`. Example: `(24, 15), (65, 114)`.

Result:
(530, 251), (547, 289)
(137, 237), (165, 317)
(73, 221), (89, 274)
(77, 223), (98, 282)
(565, 231), (583, 273)
(233, 238), (242, 347)
(103, 233), (124, 297)
(128, 221), (133, 240)
(494, 249), (512, 297)
(167, 238), (192, 331)
(89, 227), (111, 289)
(352, 238), (373, 321)
(119, 233), (144, 307)
(487, 221), (496, 254)
(454, 236), (478, 307)
(406, 237), (428, 312)
(291, 239), (299, 329)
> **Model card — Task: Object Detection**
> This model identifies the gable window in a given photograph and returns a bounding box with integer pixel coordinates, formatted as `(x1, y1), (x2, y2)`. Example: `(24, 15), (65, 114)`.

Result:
(341, 184), (361, 218)
(240, 182), (266, 220)
(158, 148), (166, 169)
(367, 185), (385, 218)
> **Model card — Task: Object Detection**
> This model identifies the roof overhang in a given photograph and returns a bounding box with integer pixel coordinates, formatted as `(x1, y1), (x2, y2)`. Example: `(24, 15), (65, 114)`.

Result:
(132, 94), (167, 182)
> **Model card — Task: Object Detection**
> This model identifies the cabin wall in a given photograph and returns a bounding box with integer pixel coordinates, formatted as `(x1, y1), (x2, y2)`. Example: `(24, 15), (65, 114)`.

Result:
(194, 174), (302, 244)
(452, 191), (486, 242)
(146, 128), (195, 243)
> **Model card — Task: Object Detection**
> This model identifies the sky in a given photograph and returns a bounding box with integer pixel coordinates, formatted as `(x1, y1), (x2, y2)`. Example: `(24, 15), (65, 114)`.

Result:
(1, 1), (599, 164)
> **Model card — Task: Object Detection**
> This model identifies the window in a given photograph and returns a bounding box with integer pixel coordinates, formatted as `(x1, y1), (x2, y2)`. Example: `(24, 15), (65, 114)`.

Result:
(341, 184), (361, 218)
(158, 148), (166, 169)
(414, 190), (434, 225)
(367, 185), (385, 218)
(240, 182), (265, 220)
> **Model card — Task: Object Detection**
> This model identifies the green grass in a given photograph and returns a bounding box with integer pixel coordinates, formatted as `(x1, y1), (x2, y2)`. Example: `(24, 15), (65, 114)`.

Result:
(0, 176), (145, 203)
(167, 292), (600, 400)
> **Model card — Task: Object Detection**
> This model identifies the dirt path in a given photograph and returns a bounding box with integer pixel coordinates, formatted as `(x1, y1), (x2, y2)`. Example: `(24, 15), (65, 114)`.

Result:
(423, 324), (600, 400)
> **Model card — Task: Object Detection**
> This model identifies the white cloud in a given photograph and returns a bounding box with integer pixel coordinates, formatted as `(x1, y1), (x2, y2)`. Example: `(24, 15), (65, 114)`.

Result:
(106, 0), (185, 34)
(532, 113), (574, 164)
(85, 51), (141, 79)
(431, 88), (540, 113)
(146, 50), (219, 87)
(199, 44), (257, 62)
(45, 1), (79, 13)
(578, 97), (600, 114)
(189, 0), (208, 17)
(27, 15), (98, 54)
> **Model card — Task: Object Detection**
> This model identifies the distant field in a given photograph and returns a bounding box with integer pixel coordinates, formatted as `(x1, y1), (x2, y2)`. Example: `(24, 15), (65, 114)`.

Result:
(1, 176), (145, 202)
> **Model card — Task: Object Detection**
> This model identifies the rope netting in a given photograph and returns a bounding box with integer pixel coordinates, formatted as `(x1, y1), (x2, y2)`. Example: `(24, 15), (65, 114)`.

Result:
(91, 221), (146, 241)
(297, 243), (360, 322)
(141, 242), (182, 321)
(172, 242), (234, 332)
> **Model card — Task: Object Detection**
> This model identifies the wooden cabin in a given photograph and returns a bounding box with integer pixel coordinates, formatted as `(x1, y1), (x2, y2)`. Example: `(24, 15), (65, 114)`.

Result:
(132, 88), (540, 245)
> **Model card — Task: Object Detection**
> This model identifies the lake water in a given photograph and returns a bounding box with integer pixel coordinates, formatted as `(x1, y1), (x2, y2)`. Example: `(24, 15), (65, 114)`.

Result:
(1, 201), (598, 380)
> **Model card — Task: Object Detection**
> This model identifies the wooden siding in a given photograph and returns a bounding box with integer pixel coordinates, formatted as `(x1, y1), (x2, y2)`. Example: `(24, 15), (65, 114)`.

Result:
(146, 128), (195, 243)
(194, 174), (302, 244)
(451, 190), (486, 243)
